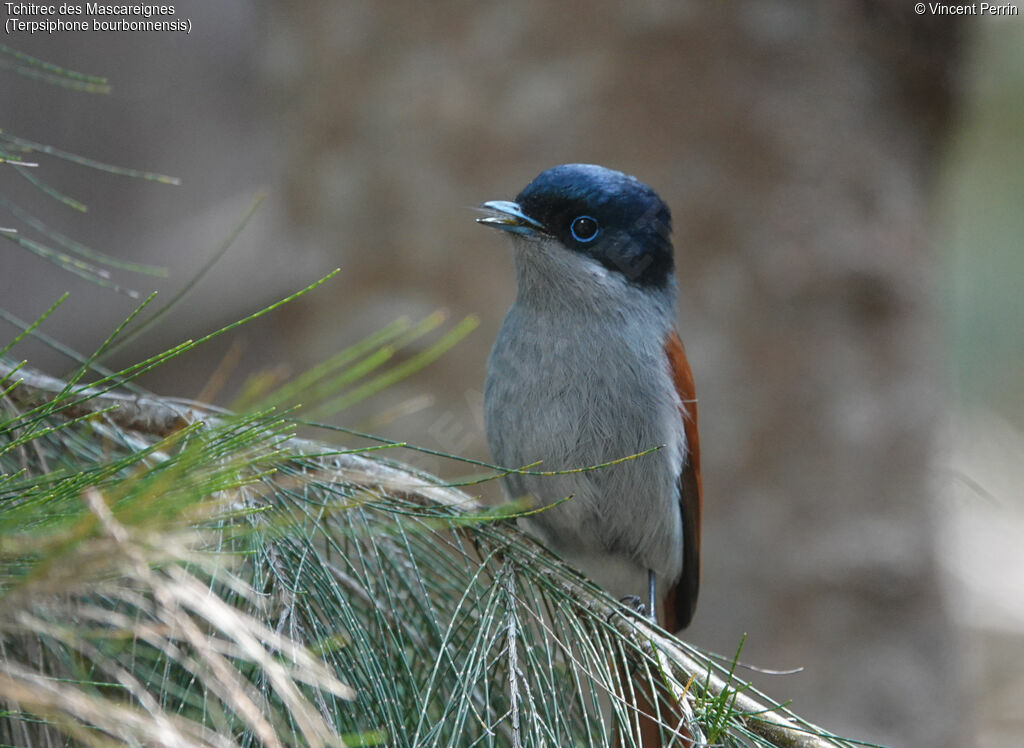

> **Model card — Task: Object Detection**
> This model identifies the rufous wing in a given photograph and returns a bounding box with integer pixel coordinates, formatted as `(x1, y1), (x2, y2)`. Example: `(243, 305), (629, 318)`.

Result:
(662, 331), (702, 631)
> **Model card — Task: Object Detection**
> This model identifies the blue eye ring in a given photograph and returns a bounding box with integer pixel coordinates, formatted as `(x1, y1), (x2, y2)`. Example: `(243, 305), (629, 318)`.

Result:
(570, 215), (599, 243)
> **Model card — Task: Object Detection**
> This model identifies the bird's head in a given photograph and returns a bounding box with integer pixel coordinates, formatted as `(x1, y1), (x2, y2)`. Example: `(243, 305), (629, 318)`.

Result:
(477, 164), (675, 296)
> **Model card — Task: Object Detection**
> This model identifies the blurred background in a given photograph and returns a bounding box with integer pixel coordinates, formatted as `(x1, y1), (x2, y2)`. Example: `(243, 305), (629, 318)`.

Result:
(2, 2), (1022, 746)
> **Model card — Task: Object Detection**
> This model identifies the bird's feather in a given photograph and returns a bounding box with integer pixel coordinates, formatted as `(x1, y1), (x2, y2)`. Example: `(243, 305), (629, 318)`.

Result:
(662, 331), (702, 631)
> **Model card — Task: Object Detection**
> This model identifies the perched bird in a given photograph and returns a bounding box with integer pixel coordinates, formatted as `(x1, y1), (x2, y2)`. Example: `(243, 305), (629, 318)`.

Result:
(478, 163), (702, 631)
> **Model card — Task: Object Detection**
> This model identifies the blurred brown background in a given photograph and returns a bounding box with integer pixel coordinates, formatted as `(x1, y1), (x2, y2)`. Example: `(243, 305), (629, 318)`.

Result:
(3, 2), (1023, 746)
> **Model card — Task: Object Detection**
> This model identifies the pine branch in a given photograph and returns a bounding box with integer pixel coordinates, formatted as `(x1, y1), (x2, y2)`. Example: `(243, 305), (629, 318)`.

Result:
(0, 358), (858, 748)
(2, 359), (200, 436)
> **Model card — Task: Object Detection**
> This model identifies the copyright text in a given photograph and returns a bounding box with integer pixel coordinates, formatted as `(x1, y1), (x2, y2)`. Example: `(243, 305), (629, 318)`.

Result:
(915, 2), (1020, 13)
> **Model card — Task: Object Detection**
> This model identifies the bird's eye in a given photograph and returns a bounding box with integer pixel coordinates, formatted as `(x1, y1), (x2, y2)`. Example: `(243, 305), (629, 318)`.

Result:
(570, 216), (599, 243)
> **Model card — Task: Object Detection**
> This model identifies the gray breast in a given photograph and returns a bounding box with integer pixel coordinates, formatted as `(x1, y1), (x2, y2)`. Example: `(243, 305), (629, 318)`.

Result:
(484, 300), (686, 587)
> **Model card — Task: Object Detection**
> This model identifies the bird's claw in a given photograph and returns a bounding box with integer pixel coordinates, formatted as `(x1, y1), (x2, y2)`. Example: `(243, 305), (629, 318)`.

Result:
(613, 594), (647, 619)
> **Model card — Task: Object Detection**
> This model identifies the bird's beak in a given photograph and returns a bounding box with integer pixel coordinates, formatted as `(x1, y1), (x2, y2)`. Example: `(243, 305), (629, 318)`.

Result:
(475, 200), (546, 237)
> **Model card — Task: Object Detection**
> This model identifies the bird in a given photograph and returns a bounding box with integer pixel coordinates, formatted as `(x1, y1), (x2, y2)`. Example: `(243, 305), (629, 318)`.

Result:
(477, 163), (702, 632)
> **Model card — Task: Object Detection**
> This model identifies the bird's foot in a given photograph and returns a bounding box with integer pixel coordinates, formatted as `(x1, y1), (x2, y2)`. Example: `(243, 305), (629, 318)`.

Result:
(618, 594), (647, 618)
(608, 595), (659, 626)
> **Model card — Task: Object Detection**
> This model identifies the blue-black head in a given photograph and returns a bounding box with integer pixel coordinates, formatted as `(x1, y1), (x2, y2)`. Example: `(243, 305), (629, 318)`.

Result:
(477, 164), (674, 288)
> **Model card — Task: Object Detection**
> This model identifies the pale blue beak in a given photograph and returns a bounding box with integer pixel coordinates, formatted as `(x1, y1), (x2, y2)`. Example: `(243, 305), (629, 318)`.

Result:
(476, 200), (546, 237)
